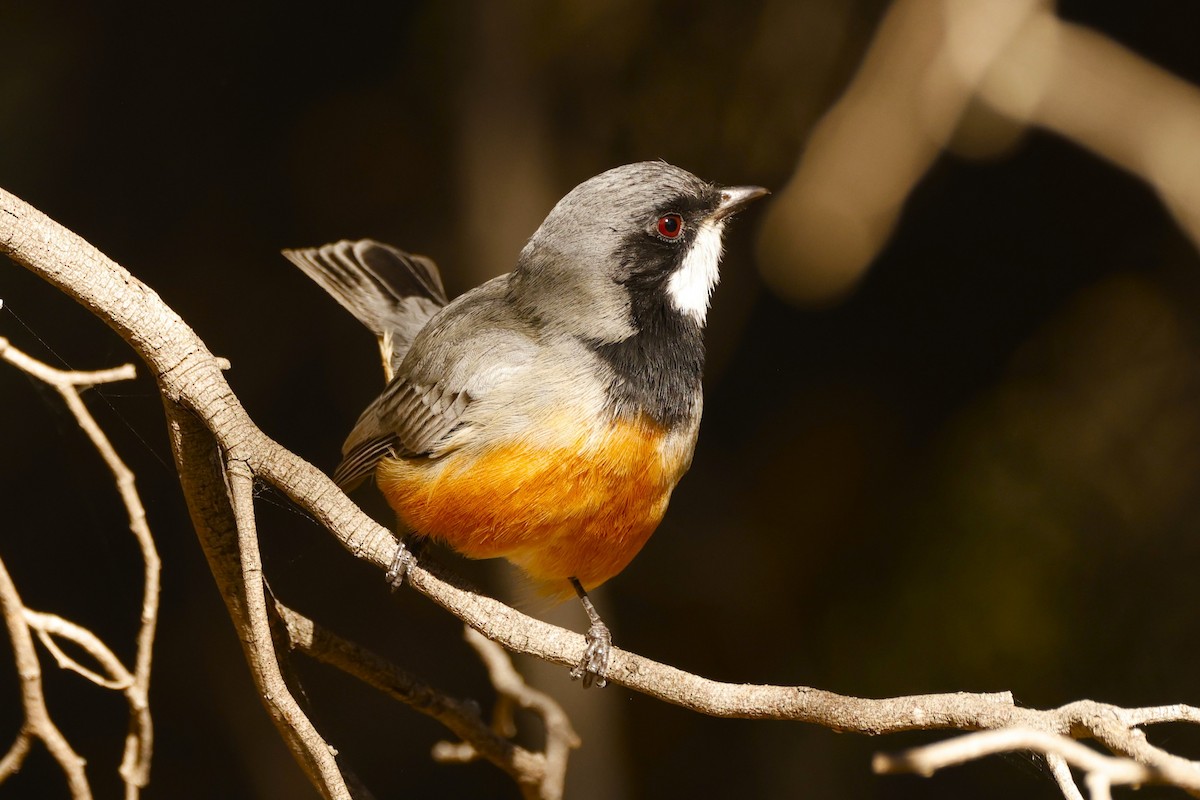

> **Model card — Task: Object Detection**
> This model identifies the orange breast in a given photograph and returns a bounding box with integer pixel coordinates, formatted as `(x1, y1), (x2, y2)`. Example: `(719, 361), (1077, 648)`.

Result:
(375, 415), (692, 596)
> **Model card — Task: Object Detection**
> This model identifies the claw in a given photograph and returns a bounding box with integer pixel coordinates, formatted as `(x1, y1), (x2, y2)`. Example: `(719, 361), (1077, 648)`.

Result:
(568, 577), (612, 689)
(385, 536), (422, 591)
(570, 620), (612, 688)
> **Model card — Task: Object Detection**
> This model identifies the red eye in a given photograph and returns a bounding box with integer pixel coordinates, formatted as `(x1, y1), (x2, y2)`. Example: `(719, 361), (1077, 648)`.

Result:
(656, 213), (684, 239)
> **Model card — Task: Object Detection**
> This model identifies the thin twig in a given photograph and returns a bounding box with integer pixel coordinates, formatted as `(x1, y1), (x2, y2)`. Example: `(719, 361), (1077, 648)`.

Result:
(24, 610), (133, 690)
(0, 731), (33, 783)
(456, 628), (579, 800)
(0, 556), (92, 799)
(270, 598), (553, 794)
(0, 337), (136, 385)
(875, 728), (1153, 794)
(1, 336), (156, 797)
(1046, 753), (1086, 800)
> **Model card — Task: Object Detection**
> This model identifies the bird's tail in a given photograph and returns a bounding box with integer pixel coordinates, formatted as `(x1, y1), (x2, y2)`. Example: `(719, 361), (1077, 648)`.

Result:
(283, 239), (448, 378)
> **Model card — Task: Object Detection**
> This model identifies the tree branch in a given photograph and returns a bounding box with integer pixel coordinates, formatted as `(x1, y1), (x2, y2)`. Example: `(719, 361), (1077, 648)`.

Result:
(0, 556), (92, 799)
(437, 628), (579, 800)
(24, 610), (133, 690)
(757, 0), (1200, 302)
(875, 727), (1155, 800)
(6, 180), (1200, 796)
(225, 461), (352, 799)
(270, 598), (564, 799)
(0, 336), (157, 797)
(1046, 753), (1087, 800)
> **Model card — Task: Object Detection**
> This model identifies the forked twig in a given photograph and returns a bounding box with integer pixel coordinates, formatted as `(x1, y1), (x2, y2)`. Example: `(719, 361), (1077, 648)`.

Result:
(0, 337), (157, 798)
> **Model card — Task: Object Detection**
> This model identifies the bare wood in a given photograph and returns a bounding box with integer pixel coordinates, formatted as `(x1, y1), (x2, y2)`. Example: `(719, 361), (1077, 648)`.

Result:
(448, 628), (580, 800)
(226, 462), (352, 799)
(7, 182), (1200, 795)
(1046, 753), (1086, 800)
(0, 732), (33, 784)
(24, 610), (134, 690)
(162, 397), (352, 799)
(0, 556), (92, 799)
(0, 336), (157, 797)
(271, 598), (556, 796)
(874, 727), (1154, 800)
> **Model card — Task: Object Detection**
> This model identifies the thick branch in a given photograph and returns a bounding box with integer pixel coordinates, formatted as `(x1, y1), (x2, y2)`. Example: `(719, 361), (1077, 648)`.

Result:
(226, 462), (351, 799)
(7, 183), (1200, 795)
(163, 404), (352, 799)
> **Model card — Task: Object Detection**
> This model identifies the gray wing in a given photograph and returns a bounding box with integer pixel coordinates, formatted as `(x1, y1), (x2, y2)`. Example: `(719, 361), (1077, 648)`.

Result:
(332, 275), (538, 490)
(283, 239), (448, 372)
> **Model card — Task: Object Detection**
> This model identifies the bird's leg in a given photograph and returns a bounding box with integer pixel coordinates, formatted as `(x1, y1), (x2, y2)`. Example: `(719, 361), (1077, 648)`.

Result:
(385, 534), (426, 591)
(568, 577), (611, 689)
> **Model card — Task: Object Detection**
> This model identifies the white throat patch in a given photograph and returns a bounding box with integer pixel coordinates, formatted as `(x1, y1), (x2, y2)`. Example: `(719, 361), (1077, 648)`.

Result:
(666, 220), (725, 325)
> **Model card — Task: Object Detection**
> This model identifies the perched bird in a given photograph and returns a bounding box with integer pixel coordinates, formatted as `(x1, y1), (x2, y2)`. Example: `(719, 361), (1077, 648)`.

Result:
(284, 161), (766, 686)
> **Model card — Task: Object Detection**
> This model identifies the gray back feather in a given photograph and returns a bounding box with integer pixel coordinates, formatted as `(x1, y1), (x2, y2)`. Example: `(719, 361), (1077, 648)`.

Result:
(288, 163), (718, 490)
(333, 275), (544, 489)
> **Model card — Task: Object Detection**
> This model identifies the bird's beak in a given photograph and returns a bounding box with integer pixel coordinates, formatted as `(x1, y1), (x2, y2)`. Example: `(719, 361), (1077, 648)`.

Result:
(711, 185), (770, 222)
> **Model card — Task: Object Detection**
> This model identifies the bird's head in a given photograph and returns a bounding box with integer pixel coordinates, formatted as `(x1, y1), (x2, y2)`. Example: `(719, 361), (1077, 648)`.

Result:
(512, 161), (767, 342)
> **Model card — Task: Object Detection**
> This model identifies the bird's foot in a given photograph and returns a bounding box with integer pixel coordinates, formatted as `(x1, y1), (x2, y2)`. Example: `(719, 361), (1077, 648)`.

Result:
(570, 619), (611, 689)
(385, 536), (422, 591)
(568, 577), (611, 688)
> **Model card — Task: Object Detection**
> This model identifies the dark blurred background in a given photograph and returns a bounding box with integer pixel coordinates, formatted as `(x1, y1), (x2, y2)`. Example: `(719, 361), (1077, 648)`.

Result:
(3, 1), (1200, 798)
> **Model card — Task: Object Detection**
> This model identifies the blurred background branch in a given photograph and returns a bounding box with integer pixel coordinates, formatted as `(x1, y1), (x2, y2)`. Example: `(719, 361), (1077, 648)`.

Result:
(758, 0), (1200, 303)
